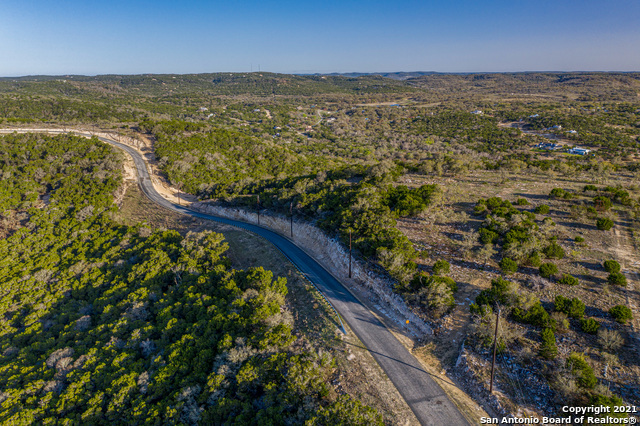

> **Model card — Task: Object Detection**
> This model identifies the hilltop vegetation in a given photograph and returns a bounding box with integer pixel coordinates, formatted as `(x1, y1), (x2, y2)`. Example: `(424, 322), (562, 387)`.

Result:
(0, 133), (381, 425)
(1, 71), (639, 422)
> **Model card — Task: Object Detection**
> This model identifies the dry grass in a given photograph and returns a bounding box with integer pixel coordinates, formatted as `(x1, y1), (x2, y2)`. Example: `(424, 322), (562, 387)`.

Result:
(396, 168), (640, 415)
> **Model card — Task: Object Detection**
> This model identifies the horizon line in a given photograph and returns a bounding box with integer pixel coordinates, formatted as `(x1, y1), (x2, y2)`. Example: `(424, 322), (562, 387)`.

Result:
(1, 70), (639, 79)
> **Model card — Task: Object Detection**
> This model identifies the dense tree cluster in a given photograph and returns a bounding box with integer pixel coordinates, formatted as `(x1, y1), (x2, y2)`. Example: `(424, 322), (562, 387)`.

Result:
(0, 133), (381, 425)
(0, 133), (122, 214)
(473, 196), (566, 270)
(144, 120), (334, 197)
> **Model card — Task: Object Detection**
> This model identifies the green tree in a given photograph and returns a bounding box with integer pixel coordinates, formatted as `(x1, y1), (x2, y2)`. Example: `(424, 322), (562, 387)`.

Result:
(534, 204), (550, 214)
(580, 318), (601, 334)
(558, 274), (579, 286)
(593, 196), (612, 211)
(567, 353), (597, 389)
(432, 259), (450, 275)
(527, 251), (542, 267)
(596, 218), (614, 231)
(513, 302), (552, 328)
(607, 272), (627, 286)
(539, 263), (558, 279)
(539, 328), (558, 360)
(499, 257), (518, 275)
(609, 305), (633, 324)
(554, 295), (585, 319)
(603, 260), (621, 273)
(478, 228), (499, 244)
(543, 242), (565, 259)
(587, 394), (629, 423)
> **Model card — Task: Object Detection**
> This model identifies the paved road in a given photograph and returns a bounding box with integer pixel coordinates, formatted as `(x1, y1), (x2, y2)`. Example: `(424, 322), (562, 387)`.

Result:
(3, 129), (471, 425)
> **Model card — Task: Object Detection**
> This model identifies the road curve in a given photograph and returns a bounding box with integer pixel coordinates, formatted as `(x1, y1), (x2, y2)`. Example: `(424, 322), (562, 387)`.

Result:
(4, 129), (471, 425)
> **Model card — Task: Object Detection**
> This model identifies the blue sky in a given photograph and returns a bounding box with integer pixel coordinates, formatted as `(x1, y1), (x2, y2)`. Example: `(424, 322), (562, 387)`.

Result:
(1, 0), (639, 76)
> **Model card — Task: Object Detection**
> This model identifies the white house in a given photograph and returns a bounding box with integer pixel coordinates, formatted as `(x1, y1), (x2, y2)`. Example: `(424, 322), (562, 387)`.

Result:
(568, 147), (591, 155)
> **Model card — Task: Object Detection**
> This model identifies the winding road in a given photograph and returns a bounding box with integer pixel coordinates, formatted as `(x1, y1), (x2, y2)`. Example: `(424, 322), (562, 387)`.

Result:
(2, 129), (471, 426)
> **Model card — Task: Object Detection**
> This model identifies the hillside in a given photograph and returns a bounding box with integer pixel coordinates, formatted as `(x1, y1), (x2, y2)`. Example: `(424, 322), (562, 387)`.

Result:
(0, 133), (382, 425)
(1, 71), (639, 423)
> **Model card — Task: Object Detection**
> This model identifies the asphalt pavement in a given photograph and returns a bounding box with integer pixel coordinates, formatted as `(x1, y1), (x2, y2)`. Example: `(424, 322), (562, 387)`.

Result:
(42, 131), (472, 425)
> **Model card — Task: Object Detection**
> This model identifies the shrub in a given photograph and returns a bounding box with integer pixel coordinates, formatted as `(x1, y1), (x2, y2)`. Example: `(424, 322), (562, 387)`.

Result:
(580, 318), (601, 334)
(469, 303), (493, 317)
(504, 227), (534, 247)
(539, 328), (558, 360)
(593, 196), (612, 211)
(421, 279), (455, 317)
(603, 260), (621, 273)
(587, 394), (628, 422)
(558, 274), (579, 286)
(486, 197), (511, 210)
(543, 243), (565, 259)
(513, 302), (552, 328)
(596, 217), (614, 231)
(550, 188), (566, 198)
(478, 228), (499, 244)
(534, 204), (550, 214)
(604, 187), (631, 205)
(609, 305), (633, 324)
(473, 277), (517, 308)
(597, 328), (624, 352)
(409, 271), (431, 289)
(567, 352), (597, 389)
(432, 259), (450, 276)
(473, 202), (488, 215)
(539, 263), (558, 279)
(607, 272), (627, 286)
(555, 295), (585, 319)
(516, 198), (529, 206)
(431, 275), (458, 293)
(310, 395), (385, 425)
(574, 236), (584, 243)
(583, 184), (598, 192)
(409, 273), (458, 316)
(551, 312), (570, 333)
(527, 251), (542, 267)
(499, 257), (518, 275)
(471, 311), (521, 352)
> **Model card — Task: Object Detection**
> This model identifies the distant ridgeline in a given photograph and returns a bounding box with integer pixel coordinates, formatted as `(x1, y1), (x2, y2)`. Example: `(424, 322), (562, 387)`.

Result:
(0, 133), (382, 424)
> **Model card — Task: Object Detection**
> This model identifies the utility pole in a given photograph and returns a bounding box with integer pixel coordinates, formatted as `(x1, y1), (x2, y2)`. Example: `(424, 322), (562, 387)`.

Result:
(348, 229), (352, 278)
(257, 195), (260, 225)
(289, 202), (293, 238)
(490, 306), (501, 394)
